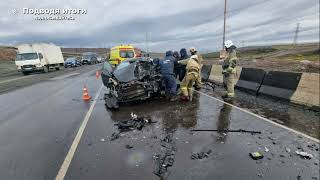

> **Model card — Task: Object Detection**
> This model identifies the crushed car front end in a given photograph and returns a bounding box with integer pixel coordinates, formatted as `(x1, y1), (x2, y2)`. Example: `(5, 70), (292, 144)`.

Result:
(101, 57), (162, 109)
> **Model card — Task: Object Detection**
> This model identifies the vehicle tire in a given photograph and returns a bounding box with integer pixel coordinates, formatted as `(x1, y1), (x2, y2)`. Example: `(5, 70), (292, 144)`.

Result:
(105, 94), (119, 109)
(55, 67), (60, 70)
(43, 66), (49, 73)
(22, 72), (29, 75)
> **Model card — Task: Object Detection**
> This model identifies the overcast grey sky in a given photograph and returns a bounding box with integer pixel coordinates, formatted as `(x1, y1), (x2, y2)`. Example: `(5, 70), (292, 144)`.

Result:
(0, 0), (319, 52)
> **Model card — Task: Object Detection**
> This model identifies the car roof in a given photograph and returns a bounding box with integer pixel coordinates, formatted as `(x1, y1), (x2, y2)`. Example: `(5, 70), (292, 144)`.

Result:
(111, 45), (134, 50)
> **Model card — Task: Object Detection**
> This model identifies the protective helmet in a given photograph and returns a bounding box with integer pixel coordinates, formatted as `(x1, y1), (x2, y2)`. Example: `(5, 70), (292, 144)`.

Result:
(224, 40), (233, 48)
(189, 47), (197, 53)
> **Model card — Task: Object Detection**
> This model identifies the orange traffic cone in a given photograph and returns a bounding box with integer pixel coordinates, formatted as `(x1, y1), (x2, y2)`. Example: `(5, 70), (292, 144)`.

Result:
(96, 71), (100, 79)
(82, 85), (91, 101)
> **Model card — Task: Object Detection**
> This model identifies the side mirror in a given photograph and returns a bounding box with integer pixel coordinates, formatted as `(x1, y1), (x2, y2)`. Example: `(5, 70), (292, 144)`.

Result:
(39, 53), (44, 59)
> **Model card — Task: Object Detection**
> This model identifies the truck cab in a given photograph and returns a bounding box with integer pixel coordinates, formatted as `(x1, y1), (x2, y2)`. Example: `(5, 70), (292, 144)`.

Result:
(15, 52), (44, 75)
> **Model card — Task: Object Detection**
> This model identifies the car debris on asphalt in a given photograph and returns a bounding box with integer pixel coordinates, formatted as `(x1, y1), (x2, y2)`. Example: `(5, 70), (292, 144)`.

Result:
(285, 147), (291, 153)
(110, 132), (120, 141)
(191, 129), (261, 134)
(249, 152), (264, 160)
(110, 113), (155, 141)
(153, 134), (176, 178)
(115, 112), (154, 131)
(295, 151), (313, 159)
(125, 144), (133, 149)
(191, 150), (212, 160)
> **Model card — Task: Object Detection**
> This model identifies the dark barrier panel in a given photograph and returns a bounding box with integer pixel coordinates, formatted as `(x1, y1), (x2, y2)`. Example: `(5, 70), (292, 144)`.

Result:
(235, 68), (266, 94)
(201, 65), (212, 81)
(258, 71), (302, 100)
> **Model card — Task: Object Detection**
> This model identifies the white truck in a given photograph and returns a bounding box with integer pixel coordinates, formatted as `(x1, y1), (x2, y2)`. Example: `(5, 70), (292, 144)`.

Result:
(15, 43), (65, 75)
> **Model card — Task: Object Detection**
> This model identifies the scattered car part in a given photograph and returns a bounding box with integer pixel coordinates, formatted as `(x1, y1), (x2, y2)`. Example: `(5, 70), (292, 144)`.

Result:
(125, 145), (133, 149)
(153, 134), (177, 178)
(191, 129), (261, 134)
(114, 112), (153, 132)
(191, 150), (212, 160)
(249, 152), (264, 160)
(295, 151), (313, 159)
(110, 132), (120, 141)
(264, 147), (269, 152)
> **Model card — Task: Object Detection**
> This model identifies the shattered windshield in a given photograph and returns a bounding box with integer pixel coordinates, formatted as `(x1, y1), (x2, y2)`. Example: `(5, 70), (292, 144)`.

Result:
(116, 61), (131, 70)
(113, 60), (139, 82)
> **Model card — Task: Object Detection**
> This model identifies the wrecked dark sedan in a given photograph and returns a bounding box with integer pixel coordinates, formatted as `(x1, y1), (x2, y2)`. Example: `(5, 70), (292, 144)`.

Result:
(101, 57), (163, 109)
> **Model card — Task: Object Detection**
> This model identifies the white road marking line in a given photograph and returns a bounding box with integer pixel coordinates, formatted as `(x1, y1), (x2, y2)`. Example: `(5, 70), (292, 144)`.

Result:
(0, 75), (35, 84)
(194, 90), (320, 143)
(50, 73), (80, 80)
(55, 85), (103, 180)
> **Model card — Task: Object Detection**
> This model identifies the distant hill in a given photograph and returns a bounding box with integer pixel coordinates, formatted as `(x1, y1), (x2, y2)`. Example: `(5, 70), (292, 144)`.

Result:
(202, 43), (319, 73)
(61, 48), (109, 55)
(202, 43), (319, 61)
(0, 46), (17, 61)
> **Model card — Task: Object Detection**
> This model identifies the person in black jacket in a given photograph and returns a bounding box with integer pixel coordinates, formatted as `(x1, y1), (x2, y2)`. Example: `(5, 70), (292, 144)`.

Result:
(158, 51), (177, 101)
(173, 51), (180, 79)
(175, 48), (188, 81)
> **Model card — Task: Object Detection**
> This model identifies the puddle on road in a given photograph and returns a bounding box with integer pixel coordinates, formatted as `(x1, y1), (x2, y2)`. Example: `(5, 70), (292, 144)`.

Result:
(108, 94), (201, 133)
(202, 87), (320, 139)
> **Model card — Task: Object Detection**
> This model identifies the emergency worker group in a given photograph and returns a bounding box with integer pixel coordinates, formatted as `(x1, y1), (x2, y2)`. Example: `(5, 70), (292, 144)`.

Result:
(157, 40), (237, 102)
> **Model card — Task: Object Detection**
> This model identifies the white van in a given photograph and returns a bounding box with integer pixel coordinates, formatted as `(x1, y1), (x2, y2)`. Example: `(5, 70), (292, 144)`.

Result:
(15, 43), (65, 75)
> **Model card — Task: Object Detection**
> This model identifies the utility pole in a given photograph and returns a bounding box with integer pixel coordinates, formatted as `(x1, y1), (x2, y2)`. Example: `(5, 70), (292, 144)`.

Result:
(293, 23), (300, 46)
(145, 32), (149, 54)
(222, 0), (227, 50)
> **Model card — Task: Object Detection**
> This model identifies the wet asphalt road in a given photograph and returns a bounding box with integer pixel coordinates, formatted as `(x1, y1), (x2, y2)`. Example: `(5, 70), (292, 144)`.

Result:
(0, 64), (102, 95)
(0, 65), (319, 180)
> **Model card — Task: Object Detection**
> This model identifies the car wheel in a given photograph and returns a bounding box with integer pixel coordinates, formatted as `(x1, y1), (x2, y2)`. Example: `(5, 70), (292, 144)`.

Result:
(22, 72), (29, 75)
(43, 66), (49, 73)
